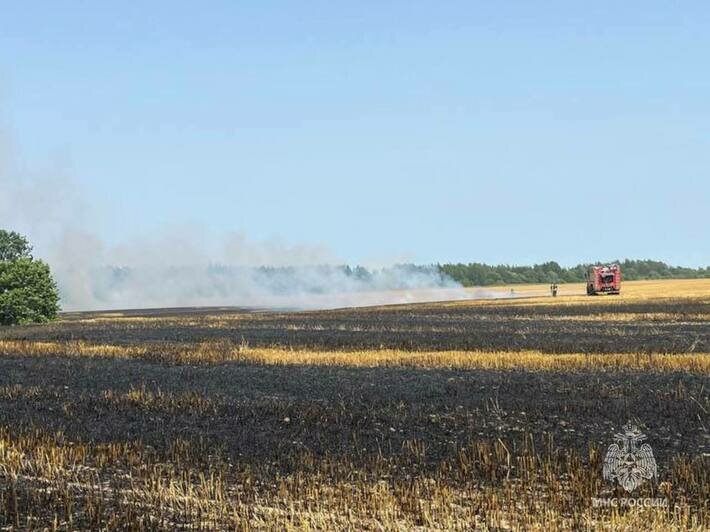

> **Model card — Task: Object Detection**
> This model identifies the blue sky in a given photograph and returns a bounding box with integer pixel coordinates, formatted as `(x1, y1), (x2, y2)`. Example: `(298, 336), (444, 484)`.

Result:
(2, 1), (708, 267)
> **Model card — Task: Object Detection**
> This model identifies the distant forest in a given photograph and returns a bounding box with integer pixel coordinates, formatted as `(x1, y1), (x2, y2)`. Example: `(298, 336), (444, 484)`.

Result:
(250, 259), (710, 290)
(438, 259), (710, 287)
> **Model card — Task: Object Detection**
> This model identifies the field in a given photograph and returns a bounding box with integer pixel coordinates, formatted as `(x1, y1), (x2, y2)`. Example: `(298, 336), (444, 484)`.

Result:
(0, 279), (708, 530)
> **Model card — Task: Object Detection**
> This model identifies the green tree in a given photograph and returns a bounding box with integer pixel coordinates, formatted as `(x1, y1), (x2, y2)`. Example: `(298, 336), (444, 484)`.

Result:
(0, 231), (60, 325)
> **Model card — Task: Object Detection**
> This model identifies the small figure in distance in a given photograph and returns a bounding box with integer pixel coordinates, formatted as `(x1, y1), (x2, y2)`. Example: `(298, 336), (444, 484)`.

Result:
(550, 283), (558, 297)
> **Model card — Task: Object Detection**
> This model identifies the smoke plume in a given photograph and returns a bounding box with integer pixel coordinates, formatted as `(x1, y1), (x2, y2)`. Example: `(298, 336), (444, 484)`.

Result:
(1, 138), (478, 311)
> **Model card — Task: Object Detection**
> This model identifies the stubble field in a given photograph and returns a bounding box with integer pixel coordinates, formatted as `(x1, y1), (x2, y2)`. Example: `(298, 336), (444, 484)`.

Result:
(0, 279), (708, 530)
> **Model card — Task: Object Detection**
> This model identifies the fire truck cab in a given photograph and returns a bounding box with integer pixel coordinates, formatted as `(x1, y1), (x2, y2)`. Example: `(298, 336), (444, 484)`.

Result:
(586, 264), (621, 295)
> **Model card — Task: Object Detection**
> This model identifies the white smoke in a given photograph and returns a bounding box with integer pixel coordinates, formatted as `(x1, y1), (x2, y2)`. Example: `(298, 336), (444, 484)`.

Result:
(56, 263), (472, 311)
(0, 136), (477, 311)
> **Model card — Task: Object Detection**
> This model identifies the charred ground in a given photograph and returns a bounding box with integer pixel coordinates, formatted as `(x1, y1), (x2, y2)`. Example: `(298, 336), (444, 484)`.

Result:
(0, 279), (708, 529)
(5, 294), (707, 354)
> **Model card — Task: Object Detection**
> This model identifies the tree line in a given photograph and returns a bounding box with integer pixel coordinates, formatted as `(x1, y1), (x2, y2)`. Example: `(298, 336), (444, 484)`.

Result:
(438, 260), (710, 287)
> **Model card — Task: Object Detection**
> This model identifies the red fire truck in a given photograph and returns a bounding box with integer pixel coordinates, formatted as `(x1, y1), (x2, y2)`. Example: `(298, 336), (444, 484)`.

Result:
(586, 264), (621, 295)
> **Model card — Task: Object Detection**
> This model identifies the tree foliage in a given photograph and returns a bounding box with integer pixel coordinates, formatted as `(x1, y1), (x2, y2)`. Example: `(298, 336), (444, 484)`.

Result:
(0, 230), (60, 325)
(0, 230), (32, 262)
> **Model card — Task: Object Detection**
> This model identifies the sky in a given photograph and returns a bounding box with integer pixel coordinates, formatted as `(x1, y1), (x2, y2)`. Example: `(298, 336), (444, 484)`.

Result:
(1, 1), (709, 268)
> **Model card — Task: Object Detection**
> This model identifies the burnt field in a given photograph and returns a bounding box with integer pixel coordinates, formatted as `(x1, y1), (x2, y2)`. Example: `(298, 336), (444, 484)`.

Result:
(5, 293), (708, 354)
(0, 280), (708, 529)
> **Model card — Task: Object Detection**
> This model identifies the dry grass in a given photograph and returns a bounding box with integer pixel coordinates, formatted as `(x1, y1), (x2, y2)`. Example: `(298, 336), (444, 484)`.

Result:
(477, 278), (710, 302)
(0, 426), (706, 530)
(1, 339), (709, 374)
